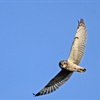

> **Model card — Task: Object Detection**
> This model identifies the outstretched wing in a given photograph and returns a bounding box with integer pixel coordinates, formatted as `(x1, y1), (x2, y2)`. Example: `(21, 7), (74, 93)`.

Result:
(68, 19), (87, 65)
(33, 69), (73, 96)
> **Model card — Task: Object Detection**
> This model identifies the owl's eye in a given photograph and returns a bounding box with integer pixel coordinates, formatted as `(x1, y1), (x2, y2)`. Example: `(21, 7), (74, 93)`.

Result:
(64, 62), (66, 64)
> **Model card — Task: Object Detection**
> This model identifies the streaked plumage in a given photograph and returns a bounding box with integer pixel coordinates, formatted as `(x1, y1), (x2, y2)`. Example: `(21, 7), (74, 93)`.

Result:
(33, 19), (87, 96)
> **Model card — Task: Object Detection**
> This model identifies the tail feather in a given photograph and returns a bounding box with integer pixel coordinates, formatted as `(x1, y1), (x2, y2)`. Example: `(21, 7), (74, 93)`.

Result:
(77, 67), (86, 72)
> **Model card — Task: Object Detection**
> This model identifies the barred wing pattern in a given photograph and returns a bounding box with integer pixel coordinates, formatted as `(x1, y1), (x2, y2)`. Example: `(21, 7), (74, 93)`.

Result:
(68, 19), (87, 65)
(34, 69), (73, 96)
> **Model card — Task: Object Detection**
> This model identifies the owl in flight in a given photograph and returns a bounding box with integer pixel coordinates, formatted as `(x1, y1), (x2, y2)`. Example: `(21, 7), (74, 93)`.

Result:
(33, 19), (87, 96)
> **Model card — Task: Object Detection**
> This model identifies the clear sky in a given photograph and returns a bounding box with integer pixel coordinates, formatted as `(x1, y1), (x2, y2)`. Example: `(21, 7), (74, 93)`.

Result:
(0, 0), (100, 100)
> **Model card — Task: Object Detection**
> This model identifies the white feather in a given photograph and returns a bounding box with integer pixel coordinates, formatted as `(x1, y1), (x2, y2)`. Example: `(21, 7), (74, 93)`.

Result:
(68, 19), (87, 64)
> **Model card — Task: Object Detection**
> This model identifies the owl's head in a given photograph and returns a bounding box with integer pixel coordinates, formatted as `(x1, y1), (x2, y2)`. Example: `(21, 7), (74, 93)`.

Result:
(59, 60), (68, 69)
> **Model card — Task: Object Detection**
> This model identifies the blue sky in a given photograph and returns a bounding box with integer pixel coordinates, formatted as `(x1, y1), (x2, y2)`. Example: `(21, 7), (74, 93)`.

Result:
(0, 0), (100, 100)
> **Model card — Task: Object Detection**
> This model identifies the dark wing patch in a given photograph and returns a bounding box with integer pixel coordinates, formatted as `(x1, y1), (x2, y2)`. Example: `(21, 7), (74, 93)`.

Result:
(33, 69), (73, 96)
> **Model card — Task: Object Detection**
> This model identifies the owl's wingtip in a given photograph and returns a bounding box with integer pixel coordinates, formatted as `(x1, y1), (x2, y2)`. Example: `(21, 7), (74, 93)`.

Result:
(80, 18), (84, 24)
(33, 92), (41, 97)
(33, 93), (37, 97)
(77, 18), (85, 28)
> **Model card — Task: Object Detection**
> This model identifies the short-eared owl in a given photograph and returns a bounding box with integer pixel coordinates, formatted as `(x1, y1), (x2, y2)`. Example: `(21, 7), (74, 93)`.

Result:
(33, 19), (87, 96)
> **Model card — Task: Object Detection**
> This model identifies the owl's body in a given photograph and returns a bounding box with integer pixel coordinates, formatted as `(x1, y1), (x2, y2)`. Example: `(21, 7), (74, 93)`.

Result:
(59, 60), (86, 72)
(33, 19), (87, 96)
